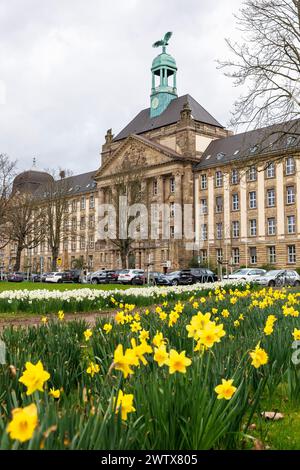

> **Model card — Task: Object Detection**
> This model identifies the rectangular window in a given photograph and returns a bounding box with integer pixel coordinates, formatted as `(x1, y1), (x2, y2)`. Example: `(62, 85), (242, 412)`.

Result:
(287, 215), (296, 234)
(170, 226), (175, 238)
(268, 246), (276, 264)
(215, 171), (223, 188)
(89, 235), (94, 250)
(80, 236), (85, 250)
(286, 157), (295, 175)
(267, 217), (276, 236)
(201, 174), (207, 190)
(81, 196), (86, 210)
(89, 195), (95, 209)
(248, 166), (257, 181)
(288, 245), (296, 263)
(216, 196), (223, 213)
(170, 177), (175, 193)
(216, 248), (223, 262)
(232, 193), (239, 211)
(89, 214), (95, 228)
(170, 202), (175, 217)
(267, 189), (276, 207)
(63, 239), (68, 250)
(72, 200), (77, 212)
(249, 191), (257, 209)
(232, 221), (240, 238)
(216, 222), (223, 240)
(266, 162), (275, 178)
(231, 169), (239, 185)
(201, 224), (207, 240)
(71, 237), (76, 252)
(249, 219), (257, 236)
(153, 179), (158, 195)
(249, 247), (257, 264)
(200, 198), (207, 214)
(287, 186), (295, 204)
(201, 249), (207, 263)
(80, 216), (85, 229)
(232, 248), (240, 265)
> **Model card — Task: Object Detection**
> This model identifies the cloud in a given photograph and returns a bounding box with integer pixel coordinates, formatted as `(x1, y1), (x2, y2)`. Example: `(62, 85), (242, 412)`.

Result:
(0, 0), (243, 175)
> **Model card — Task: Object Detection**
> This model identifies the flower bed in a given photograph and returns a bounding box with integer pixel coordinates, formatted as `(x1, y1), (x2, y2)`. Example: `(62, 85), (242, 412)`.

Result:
(0, 285), (300, 449)
(0, 280), (246, 314)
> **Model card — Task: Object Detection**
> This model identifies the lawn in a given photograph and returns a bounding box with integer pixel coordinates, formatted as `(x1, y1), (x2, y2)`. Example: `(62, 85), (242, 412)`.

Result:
(0, 281), (139, 292)
(1, 284), (300, 449)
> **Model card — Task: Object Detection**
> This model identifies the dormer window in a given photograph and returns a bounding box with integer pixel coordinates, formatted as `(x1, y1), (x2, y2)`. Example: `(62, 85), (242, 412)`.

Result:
(249, 145), (259, 154)
(286, 136), (297, 147)
(217, 152), (225, 160)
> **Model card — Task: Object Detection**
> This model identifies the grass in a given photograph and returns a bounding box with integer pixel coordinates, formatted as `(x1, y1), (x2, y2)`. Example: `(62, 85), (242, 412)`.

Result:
(0, 281), (141, 292)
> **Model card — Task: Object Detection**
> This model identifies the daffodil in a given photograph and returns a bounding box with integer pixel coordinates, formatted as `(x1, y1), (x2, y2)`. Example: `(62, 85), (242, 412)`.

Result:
(166, 349), (192, 374)
(86, 361), (100, 377)
(7, 404), (38, 442)
(114, 390), (135, 421)
(103, 323), (112, 334)
(154, 344), (169, 367)
(293, 328), (300, 340)
(49, 387), (61, 399)
(249, 343), (268, 368)
(57, 310), (64, 321)
(84, 329), (93, 341)
(113, 344), (136, 378)
(19, 361), (50, 395)
(215, 379), (237, 400)
(152, 331), (165, 348)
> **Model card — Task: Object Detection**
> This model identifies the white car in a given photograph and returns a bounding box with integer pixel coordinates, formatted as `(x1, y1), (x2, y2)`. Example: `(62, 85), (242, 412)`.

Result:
(118, 269), (145, 285)
(226, 268), (266, 282)
(44, 272), (63, 283)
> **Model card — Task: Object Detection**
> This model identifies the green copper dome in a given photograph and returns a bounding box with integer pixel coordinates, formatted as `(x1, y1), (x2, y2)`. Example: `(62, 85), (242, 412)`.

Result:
(151, 52), (177, 72)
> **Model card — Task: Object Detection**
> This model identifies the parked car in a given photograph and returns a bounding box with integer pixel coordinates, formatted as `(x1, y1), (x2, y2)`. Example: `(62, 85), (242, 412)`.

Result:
(30, 273), (41, 282)
(7, 272), (24, 282)
(188, 268), (218, 283)
(154, 273), (172, 286)
(91, 270), (114, 284)
(164, 270), (193, 286)
(256, 270), (300, 287)
(44, 272), (64, 283)
(118, 269), (146, 285)
(63, 269), (81, 283)
(41, 272), (51, 283)
(148, 271), (168, 285)
(225, 268), (266, 282)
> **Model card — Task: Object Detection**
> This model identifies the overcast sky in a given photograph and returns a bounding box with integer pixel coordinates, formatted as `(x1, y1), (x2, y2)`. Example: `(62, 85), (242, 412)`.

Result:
(0, 0), (243, 176)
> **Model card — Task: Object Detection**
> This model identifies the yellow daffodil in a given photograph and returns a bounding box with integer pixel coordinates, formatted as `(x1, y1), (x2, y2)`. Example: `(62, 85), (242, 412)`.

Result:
(249, 344), (268, 368)
(7, 404), (38, 442)
(84, 329), (93, 341)
(114, 390), (135, 421)
(166, 349), (192, 374)
(139, 329), (150, 342)
(86, 361), (100, 377)
(103, 323), (112, 334)
(152, 331), (165, 348)
(154, 344), (169, 367)
(19, 361), (50, 395)
(41, 316), (48, 324)
(293, 328), (300, 340)
(130, 321), (142, 333)
(215, 379), (237, 400)
(49, 388), (61, 399)
(57, 310), (64, 321)
(113, 344), (135, 378)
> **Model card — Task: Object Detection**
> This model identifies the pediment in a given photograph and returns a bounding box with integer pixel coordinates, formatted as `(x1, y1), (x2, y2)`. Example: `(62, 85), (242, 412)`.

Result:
(96, 134), (183, 179)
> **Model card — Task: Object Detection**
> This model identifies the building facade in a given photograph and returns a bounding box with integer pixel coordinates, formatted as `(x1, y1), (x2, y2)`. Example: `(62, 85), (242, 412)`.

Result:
(4, 41), (300, 274)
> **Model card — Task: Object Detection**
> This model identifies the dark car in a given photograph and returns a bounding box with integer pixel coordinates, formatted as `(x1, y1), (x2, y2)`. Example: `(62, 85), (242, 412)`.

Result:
(30, 273), (41, 282)
(63, 269), (81, 283)
(41, 272), (51, 282)
(106, 270), (121, 283)
(7, 272), (24, 282)
(189, 268), (218, 283)
(91, 270), (112, 284)
(148, 272), (169, 285)
(165, 270), (193, 286)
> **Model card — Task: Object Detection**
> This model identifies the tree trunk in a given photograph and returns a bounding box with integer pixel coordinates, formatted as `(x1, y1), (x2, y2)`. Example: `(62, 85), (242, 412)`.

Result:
(120, 251), (127, 269)
(51, 247), (59, 271)
(14, 245), (23, 271)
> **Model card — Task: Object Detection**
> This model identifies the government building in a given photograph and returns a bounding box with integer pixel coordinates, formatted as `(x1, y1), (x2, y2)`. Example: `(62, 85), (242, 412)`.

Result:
(4, 38), (300, 274)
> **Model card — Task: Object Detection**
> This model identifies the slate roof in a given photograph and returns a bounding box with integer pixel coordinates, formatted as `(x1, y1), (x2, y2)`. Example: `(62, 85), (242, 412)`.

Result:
(35, 170), (97, 197)
(114, 94), (224, 141)
(194, 119), (300, 170)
